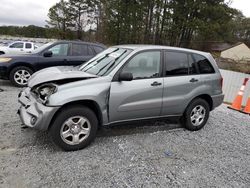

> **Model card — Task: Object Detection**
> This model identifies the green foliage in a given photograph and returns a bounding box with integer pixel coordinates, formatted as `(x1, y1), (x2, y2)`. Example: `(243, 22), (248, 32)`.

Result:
(0, 25), (58, 38)
(1, 0), (250, 49)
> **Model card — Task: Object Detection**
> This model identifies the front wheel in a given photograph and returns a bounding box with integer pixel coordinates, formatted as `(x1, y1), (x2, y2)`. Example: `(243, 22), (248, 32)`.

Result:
(9, 66), (33, 87)
(182, 98), (210, 131)
(49, 106), (98, 151)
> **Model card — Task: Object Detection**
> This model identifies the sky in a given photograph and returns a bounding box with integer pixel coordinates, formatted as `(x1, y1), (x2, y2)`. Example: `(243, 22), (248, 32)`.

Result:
(0, 0), (249, 27)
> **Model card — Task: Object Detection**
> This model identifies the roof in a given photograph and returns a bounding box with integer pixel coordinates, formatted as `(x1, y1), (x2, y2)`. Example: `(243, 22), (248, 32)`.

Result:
(113, 44), (210, 57)
(54, 40), (106, 47)
(221, 42), (244, 51)
(210, 43), (232, 52)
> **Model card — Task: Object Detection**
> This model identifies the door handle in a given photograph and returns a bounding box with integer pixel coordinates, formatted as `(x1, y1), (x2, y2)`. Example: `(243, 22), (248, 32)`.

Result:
(190, 78), (199, 83)
(151, 81), (162, 86)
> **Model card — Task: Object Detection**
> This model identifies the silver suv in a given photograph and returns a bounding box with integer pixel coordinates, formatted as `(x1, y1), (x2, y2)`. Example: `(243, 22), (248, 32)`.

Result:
(18, 45), (224, 151)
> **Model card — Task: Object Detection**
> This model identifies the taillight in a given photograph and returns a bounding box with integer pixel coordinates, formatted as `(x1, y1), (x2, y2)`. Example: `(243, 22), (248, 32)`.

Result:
(220, 77), (223, 88)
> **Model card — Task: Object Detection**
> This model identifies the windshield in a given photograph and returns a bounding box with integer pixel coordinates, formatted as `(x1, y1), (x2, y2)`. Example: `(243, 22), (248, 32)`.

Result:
(31, 42), (54, 54)
(79, 47), (131, 76)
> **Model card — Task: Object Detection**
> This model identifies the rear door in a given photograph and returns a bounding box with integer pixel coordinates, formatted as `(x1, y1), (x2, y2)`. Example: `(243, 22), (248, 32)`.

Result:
(109, 50), (163, 122)
(37, 43), (70, 70)
(161, 50), (201, 115)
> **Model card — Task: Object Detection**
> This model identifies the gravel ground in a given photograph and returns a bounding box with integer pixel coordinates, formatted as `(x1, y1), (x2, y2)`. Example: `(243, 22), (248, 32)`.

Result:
(0, 80), (250, 188)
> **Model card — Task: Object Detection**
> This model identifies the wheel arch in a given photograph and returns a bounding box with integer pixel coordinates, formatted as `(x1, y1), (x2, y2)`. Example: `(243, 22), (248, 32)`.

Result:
(188, 94), (213, 111)
(48, 100), (103, 130)
(8, 62), (35, 78)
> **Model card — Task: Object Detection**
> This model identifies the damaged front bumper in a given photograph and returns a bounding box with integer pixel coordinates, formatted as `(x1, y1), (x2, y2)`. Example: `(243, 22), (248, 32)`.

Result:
(17, 88), (59, 131)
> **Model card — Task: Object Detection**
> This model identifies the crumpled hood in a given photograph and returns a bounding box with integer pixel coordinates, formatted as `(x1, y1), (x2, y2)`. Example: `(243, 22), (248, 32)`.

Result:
(28, 66), (98, 88)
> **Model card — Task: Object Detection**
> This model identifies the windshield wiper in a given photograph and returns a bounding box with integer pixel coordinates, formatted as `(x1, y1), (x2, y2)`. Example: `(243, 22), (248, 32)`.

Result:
(99, 50), (127, 76)
(81, 48), (119, 72)
(96, 59), (114, 75)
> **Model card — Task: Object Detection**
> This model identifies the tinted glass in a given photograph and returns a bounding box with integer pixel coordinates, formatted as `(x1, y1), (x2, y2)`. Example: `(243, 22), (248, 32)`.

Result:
(25, 43), (32, 49)
(193, 54), (215, 74)
(122, 51), (161, 79)
(188, 54), (198, 74)
(88, 46), (95, 55)
(9, 42), (23, 48)
(48, 44), (69, 56)
(165, 51), (189, 76)
(93, 46), (104, 53)
(72, 44), (88, 56)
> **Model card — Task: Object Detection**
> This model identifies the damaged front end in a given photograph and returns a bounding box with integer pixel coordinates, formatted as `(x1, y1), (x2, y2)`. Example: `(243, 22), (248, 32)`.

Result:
(17, 66), (99, 130)
(17, 87), (60, 130)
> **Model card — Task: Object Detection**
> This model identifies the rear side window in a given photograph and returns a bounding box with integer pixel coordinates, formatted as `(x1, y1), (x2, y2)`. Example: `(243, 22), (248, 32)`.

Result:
(25, 43), (32, 49)
(93, 46), (104, 54)
(88, 46), (95, 55)
(193, 54), (215, 74)
(165, 51), (189, 76)
(72, 44), (88, 56)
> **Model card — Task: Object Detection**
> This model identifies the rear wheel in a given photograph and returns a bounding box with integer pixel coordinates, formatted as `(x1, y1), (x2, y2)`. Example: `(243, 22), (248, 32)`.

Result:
(9, 66), (33, 87)
(0, 51), (5, 55)
(49, 106), (98, 151)
(182, 98), (210, 131)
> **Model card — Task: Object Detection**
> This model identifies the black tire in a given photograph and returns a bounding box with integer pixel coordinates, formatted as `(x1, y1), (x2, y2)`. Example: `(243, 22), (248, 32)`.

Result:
(0, 51), (5, 55)
(49, 106), (98, 151)
(182, 98), (210, 131)
(9, 66), (33, 87)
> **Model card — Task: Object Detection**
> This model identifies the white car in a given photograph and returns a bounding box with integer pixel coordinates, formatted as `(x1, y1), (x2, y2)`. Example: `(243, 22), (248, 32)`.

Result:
(0, 41), (37, 55)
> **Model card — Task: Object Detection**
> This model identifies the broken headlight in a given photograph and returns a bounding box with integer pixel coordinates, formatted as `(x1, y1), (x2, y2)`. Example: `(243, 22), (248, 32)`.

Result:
(32, 83), (57, 104)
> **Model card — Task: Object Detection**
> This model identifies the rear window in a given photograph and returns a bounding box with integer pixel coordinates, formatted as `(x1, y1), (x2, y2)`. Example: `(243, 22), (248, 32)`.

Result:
(193, 54), (215, 74)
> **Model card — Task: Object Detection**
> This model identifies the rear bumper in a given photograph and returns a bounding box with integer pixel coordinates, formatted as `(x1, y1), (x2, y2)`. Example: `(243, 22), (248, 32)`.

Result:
(211, 93), (224, 110)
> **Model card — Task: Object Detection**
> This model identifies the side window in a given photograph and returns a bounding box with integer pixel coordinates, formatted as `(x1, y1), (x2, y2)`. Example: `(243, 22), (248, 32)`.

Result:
(9, 42), (24, 48)
(25, 43), (32, 49)
(72, 44), (88, 56)
(165, 51), (189, 76)
(48, 44), (69, 56)
(122, 51), (161, 80)
(193, 54), (215, 74)
(188, 54), (199, 75)
(88, 45), (95, 55)
(93, 46), (104, 54)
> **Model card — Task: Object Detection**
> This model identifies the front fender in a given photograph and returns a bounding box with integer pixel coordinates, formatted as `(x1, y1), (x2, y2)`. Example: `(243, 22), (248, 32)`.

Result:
(47, 78), (111, 124)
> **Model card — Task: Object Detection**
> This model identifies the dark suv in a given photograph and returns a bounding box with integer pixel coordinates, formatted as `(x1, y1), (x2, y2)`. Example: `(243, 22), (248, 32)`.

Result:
(0, 41), (106, 86)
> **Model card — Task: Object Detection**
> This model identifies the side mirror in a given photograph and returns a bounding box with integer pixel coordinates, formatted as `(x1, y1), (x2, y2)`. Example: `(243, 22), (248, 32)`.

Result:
(43, 51), (53, 57)
(119, 72), (133, 81)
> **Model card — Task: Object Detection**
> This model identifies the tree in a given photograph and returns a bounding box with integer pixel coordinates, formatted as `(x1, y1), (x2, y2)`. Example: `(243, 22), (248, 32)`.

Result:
(68, 0), (93, 39)
(46, 0), (72, 39)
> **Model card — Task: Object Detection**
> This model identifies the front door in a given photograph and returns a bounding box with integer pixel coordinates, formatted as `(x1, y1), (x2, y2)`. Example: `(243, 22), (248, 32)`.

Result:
(37, 43), (70, 70)
(109, 50), (163, 123)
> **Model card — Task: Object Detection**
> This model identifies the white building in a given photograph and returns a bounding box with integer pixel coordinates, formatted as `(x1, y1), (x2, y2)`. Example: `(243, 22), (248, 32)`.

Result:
(221, 43), (250, 61)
